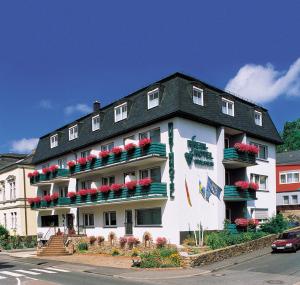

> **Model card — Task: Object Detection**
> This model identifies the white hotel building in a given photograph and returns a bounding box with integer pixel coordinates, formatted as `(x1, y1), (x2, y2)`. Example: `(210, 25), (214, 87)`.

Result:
(30, 73), (282, 244)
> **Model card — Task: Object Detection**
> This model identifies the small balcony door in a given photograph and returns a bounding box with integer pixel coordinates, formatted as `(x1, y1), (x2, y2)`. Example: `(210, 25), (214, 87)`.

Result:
(124, 210), (133, 235)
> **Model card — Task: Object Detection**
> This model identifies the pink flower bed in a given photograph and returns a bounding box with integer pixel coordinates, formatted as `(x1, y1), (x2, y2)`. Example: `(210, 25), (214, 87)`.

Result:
(156, 237), (167, 247)
(235, 181), (259, 191)
(234, 143), (259, 155)
(42, 167), (50, 174)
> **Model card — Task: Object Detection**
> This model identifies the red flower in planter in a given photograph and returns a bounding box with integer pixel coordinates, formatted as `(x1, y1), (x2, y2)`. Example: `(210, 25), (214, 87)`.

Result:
(33, 197), (41, 203)
(248, 144), (259, 155)
(67, 160), (76, 168)
(98, 185), (110, 193)
(110, 183), (123, 192)
(43, 195), (52, 202)
(99, 150), (110, 159)
(51, 193), (59, 200)
(77, 157), (87, 166)
(49, 165), (58, 172)
(234, 143), (259, 155)
(27, 172), (33, 178)
(139, 138), (151, 148)
(249, 182), (259, 191)
(32, 170), (39, 177)
(111, 147), (123, 156)
(248, 218), (259, 227)
(42, 167), (50, 174)
(234, 181), (249, 190)
(138, 178), (152, 187)
(78, 189), (88, 196)
(235, 218), (249, 227)
(87, 188), (97, 195)
(87, 154), (97, 162)
(124, 143), (136, 152)
(27, 198), (35, 205)
(125, 181), (137, 190)
(67, 191), (76, 198)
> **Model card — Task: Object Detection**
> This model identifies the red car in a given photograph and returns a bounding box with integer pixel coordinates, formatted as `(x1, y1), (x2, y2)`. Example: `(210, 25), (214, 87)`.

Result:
(271, 231), (300, 252)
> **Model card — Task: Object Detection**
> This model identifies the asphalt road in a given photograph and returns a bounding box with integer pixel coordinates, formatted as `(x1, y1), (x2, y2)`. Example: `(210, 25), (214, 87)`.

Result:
(0, 250), (299, 285)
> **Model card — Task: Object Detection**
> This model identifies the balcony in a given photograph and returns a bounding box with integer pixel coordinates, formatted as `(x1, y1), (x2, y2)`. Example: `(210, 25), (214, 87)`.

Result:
(223, 148), (256, 169)
(30, 169), (69, 185)
(223, 185), (256, 201)
(30, 182), (167, 210)
(70, 143), (167, 178)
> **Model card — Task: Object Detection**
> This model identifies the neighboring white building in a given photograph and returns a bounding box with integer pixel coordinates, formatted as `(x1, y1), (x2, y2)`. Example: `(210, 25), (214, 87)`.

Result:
(29, 73), (281, 244)
(0, 154), (37, 236)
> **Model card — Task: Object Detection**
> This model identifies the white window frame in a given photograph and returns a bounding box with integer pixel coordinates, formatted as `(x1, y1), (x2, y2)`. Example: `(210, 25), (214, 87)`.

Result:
(57, 158), (66, 169)
(101, 142), (114, 152)
(222, 98), (234, 116)
(83, 213), (94, 227)
(192, 86), (204, 106)
(69, 125), (78, 141)
(279, 171), (300, 184)
(50, 134), (58, 148)
(254, 110), (262, 126)
(283, 195), (289, 205)
(292, 195), (298, 205)
(147, 88), (159, 109)
(92, 115), (100, 131)
(114, 103), (127, 122)
(250, 142), (268, 160)
(250, 174), (268, 191)
(104, 211), (117, 227)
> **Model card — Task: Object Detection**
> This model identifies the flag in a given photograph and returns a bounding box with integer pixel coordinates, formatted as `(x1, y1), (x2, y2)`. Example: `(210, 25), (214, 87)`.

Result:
(185, 178), (192, 207)
(199, 179), (211, 202)
(207, 176), (222, 199)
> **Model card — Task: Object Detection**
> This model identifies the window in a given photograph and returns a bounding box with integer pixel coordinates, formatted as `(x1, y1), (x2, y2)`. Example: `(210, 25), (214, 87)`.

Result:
(92, 115), (100, 131)
(252, 208), (268, 221)
(59, 186), (68, 197)
(292, 195), (298, 204)
(104, 211), (117, 227)
(41, 215), (59, 227)
(136, 208), (161, 226)
(9, 181), (16, 200)
(69, 125), (78, 141)
(222, 98), (234, 116)
(283, 196), (289, 205)
(114, 103), (127, 122)
(147, 88), (159, 109)
(139, 128), (160, 143)
(50, 134), (58, 148)
(192, 86), (204, 106)
(102, 176), (115, 185)
(0, 181), (5, 202)
(11, 212), (17, 229)
(280, 172), (300, 184)
(80, 181), (91, 189)
(123, 135), (135, 145)
(80, 150), (90, 158)
(250, 174), (268, 190)
(101, 142), (114, 152)
(124, 172), (136, 183)
(139, 167), (161, 182)
(58, 158), (66, 169)
(250, 142), (268, 160)
(83, 213), (94, 227)
(254, 111), (262, 126)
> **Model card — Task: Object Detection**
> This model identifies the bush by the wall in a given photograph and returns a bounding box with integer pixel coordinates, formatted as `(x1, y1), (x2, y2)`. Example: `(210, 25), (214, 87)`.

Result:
(77, 242), (88, 251)
(260, 214), (289, 234)
(0, 225), (9, 237)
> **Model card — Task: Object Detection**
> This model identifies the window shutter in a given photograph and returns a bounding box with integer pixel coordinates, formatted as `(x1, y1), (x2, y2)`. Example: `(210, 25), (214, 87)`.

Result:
(254, 209), (268, 219)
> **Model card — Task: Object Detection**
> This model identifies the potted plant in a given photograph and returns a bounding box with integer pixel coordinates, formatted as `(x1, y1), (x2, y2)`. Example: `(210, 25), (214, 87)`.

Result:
(78, 189), (88, 196)
(110, 183), (123, 192)
(77, 157), (87, 166)
(234, 143), (259, 155)
(98, 185), (110, 194)
(67, 160), (76, 169)
(139, 138), (151, 148)
(42, 167), (50, 175)
(234, 181), (249, 190)
(99, 150), (110, 160)
(67, 191), (76, 200)
(124, 143), (136, 153)
(49, 165), (58, 173)
(111, 146), (123, 156)
(51, 192), (59, 201)
(138, 178), (152, 187)
(249, 182), (259, 191)
(125, 180), (137, 191)
(87, 154), (97, 164)
(43, 195), (52, 203)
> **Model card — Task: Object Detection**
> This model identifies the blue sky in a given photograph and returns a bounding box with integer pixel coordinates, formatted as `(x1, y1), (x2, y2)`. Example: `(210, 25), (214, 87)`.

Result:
(0, 1), (299, 153)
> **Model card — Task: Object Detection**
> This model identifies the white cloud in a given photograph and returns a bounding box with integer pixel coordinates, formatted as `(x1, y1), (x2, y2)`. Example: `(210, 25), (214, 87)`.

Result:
(10, 138), (39, 153)
(39, 99), (53, 109)
(64, 104), (92, 116)
(225, 58), (300, 103)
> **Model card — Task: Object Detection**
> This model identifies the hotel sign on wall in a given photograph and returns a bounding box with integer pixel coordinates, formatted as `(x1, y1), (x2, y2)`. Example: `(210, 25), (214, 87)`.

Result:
(185, 136), (214, 167)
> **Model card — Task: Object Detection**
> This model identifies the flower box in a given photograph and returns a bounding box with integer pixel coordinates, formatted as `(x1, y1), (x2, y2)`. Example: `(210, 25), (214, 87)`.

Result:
(78, 189), (88, 196)
(67, 161), (76, 168)
(77, 157), (87, 166)
(234, 143), (259, 155)
(67, 192), (76, 198)
(43, 195), (52, 202)
(51, 193), (59, 200)
(110, 183), (123, 192)
(87, 188), (97, 195)
(124, 143), (136, 152)
(125, 181), (137, 190)
(138, 178), (152, 187)
(139, 138), (151, 148)
(99, 150), (110, 159)
(98, 185), (110, 193)
(87, 154), (97, 163)
(111, 147), (123, 156)
(49, 165), (58, 173)
(42, 167), (51, 175)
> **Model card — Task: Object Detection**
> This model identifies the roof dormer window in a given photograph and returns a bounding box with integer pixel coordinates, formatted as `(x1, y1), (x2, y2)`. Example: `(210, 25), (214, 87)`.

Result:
(114, 103), (127, 122)
(192, 86), (204, 106)
(50, 134), (58, 148)
(147, 88), (159, 109)
(222, 98), (234, 116)
(254, 110), (262, 126)
(92, 115), (100, 131)
(69, 125), (78, 141)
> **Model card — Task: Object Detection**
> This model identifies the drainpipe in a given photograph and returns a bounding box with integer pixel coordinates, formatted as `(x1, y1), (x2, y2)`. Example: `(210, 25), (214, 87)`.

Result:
(22, 167), (28, 236)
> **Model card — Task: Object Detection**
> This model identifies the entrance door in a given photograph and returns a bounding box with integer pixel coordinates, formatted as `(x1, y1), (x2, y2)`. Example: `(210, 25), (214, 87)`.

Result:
(66, 214), (74, 233)
(125, 210), (133, 235)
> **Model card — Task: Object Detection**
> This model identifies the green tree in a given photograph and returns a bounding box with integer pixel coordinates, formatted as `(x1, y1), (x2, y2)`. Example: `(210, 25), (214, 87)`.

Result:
(277, 119), (300, 153)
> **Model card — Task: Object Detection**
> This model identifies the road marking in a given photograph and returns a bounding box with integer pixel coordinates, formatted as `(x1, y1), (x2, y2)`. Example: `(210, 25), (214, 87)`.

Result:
(0, 271), (24, 277)
(0, 276), (6, 279)
(15, 270), (41, 275)
(46, 267), (70, 272)
(17, 277), (21, 285)
(25, 276), (39, 281)
(31, 268), (57, 273)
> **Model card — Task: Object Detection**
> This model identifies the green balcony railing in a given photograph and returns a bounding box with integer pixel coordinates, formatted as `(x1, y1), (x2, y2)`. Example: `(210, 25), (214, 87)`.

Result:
(30, 183), (167, 210)
(70, 143), (166, 175)
(223, 185), (256, 201)
(223, 148), (256, 165)
(30, 169), (69, 185)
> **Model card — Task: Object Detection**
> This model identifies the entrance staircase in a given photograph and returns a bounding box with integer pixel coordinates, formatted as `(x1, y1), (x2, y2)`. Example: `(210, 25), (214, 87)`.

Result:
(37, 235), (70, 256)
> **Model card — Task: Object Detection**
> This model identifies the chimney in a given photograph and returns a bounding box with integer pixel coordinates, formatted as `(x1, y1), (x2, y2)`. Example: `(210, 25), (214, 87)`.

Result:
(93, 100), (101, 112)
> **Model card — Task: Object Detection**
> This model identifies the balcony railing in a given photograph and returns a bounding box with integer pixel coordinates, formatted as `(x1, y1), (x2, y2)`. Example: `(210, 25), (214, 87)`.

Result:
(223, 185), (256, 201)
(30, 169), (69, 185)
(223, 148), (256, 168)
(70, 143), (166, 175)
(30, 182), (167, 210)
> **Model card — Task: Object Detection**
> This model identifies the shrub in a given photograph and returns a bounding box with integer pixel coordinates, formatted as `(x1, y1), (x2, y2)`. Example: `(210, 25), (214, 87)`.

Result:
(77, 242), (88, 251)
(260, 213), (289, 234)
(131, 248), (140, 257)
(0, 225), (9, 237)
(156, 237), (167, 248)
(111, 248), (120, 256)
(89, 236), (97, 245)
(97, 236), (105, 245)
(127, 236), (140, 248)
(119, 237), (127, 248)
(183, 235), (197, 246)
